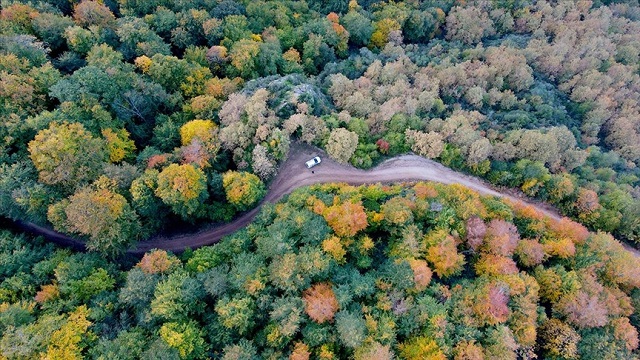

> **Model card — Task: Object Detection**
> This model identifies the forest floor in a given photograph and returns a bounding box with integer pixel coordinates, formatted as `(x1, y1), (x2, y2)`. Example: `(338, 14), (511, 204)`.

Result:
(16, 142), (640, 257)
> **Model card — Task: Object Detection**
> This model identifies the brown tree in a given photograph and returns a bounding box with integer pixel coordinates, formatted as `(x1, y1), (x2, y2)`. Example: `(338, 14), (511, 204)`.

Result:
(303, 283), (339, 324)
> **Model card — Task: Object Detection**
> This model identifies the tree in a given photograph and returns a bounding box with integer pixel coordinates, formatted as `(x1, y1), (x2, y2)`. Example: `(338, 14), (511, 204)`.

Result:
(155, 164), (209, 219)
(473, 282), (511, 325)
(216, 296), (255, 335)
(228, 39), (260, 79)
(335, 310), (366, 349)
(146, 54), (209, 94)
(322, 200), (368, 237)
(404, 10), (442, 44)
(424, 229), (465, 278)
(179, 119), (220, 167)
(116, 17), (170, 59)
(290, 342), (311, 360)
(180, 119), (217, 146)
(41, 306), (92, 360)
(90, 329), (148, 360)
(514, 239), (545, 267)
(137, 249), (181, 275)
(55, 184), (141, 256)
(405, 130), (444, 159)
(342, 11), (372, 47)
(73, 0), (115, 28)
(453, 341), (484, 360)
(251, 145), (276, 180)
(611, 317), (639, 352)
(465, 215), (486, 252)
(381, 196), (413, 225)
(130, 169), (168, 233)
(354, 342), (395, 360)
(483, 219), (520, 257)
(222, 171), (265, 211)
(222, 340), (258, 360)
(398, 336), (446, 360)
(445, 6), (495, 45)
(32, 13), (75, 52)
(409, 258), (432, 292)
(538, 318), (580, 359)
(370, 18), (401, 48)
(28, 122), (108, 190)
(151, 270), (205, 322)
(475, 253), (518, 276)
(326, 128), (358, 164)
(302, 34), (336, 75)
(102, 128), (136, 163)
(303, 283), (339, 324)
(159, 321), (208, 360)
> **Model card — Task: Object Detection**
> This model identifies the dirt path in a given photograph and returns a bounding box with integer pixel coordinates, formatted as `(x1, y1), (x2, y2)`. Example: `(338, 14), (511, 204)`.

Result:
(14, 142), (640, 257)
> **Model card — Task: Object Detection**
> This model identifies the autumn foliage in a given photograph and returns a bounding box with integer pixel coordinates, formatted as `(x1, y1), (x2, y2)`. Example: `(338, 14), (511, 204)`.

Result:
(137, 249), (181, 274)
(423, 229), (465, 278)
(303, 283), (339, 324)
(322, 200), (368, 237)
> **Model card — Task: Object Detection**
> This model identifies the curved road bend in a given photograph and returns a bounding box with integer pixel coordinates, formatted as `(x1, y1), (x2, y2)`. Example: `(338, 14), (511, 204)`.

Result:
(13, 143), (640, 257)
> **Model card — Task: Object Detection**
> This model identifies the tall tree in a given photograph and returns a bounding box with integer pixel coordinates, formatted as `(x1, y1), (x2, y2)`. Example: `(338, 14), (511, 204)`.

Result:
(28, 122), (108, 191)
(155, 164), (209, 219)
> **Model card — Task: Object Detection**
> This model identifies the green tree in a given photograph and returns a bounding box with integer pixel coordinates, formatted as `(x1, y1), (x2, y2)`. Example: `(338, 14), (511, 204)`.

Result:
(32, 13), (75, 52)
(342, 11), (373, 47)
(302, 34), (336, 75)
(216, 296), (255, 335)
(151, 270), (205, 322)
(222, 15), (251, 43)
(116, 17), (170, 59)
(90, 329), (148, 360)
(335, 310), (366, 349)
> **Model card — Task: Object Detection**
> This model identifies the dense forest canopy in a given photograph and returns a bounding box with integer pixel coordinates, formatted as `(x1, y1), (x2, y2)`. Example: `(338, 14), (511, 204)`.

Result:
(2, 0), (640, 254)
(2, 181), (640, 359)
(3, 0), (640, 357)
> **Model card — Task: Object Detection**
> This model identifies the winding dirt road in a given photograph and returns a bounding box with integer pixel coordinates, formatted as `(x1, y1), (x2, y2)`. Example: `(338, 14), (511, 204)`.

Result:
(13, 142), (639, 256)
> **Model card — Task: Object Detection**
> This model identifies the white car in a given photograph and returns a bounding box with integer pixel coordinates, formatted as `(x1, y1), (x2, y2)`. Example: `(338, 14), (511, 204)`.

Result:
(306, 156), (321, 168)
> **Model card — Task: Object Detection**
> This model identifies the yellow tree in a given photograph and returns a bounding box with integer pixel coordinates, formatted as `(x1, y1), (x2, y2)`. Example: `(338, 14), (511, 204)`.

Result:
(222, 171), (265, 211)
(102, 128), (136, 163)
(28, 122), (107, 190)
(179, 119), (220, 167)
(398, 336), (446, 360)
(41, 306), (92, 360)
(137, 249), (181, 275)
(423, 229), (465, 278)
(156, 163), (209, 219)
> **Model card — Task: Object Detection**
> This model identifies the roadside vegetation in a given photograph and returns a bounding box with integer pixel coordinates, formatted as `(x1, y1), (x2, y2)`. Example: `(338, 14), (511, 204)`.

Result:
(2, 181), (640, 359)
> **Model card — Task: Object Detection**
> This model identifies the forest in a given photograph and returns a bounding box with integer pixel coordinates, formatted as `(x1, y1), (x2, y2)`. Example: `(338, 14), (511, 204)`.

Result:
(3, 0), (640, 358)
(2, 0), (640, 255)
(2, 181), (640, 359)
